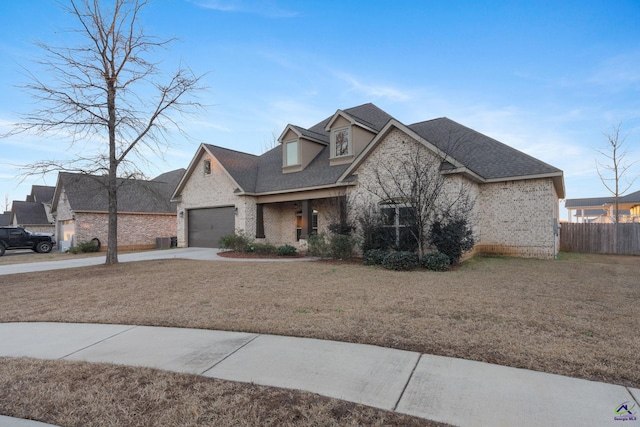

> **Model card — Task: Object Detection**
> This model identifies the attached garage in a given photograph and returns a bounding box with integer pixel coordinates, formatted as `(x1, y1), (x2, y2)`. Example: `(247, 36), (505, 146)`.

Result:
(187, 207), (235, 248)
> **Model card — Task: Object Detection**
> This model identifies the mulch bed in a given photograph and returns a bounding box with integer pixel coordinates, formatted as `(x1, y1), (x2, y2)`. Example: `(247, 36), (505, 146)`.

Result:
(216, 251), (307, 259)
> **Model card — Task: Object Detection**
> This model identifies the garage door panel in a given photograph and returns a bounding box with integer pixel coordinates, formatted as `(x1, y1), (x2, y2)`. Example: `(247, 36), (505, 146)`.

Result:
(188, 207), (235, 248)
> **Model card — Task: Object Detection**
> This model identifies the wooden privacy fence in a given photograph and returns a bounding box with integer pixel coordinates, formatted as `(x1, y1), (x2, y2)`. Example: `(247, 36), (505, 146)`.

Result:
(560, 223), (640, 255)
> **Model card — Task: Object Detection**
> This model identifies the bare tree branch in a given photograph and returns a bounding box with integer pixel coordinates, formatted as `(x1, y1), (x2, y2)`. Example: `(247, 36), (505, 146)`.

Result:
(3, 0), (207, 264)
(595, 123), (639, 223)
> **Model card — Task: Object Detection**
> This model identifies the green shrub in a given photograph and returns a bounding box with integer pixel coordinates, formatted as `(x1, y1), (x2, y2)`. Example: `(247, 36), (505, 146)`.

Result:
(251, 242), (277, 254)
(421, 252), (451, 271)
(363, 249), (387, 265)
(277, 244), (297, 256)
(329, 234), (358, 260)
(218, 231), (252, 252)
(382, 251), (419, 271)
(307, 232), (331, 257)
(69, 240), (101, 254)
(429, 218), (474, 265)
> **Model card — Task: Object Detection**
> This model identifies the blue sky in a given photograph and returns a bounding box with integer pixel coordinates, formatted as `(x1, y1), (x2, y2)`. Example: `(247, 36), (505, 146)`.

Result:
(1, 0), (639, 220)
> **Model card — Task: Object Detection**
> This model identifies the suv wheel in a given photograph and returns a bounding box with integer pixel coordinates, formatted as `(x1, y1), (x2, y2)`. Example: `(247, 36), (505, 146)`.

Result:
(36, 242), (52, 253)
(0, 245), (5, 256)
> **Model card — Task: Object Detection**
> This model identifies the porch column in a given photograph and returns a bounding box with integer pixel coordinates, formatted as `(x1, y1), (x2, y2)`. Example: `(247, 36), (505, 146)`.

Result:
(300, 199), (313, 239)
(255, 204), (265, 238)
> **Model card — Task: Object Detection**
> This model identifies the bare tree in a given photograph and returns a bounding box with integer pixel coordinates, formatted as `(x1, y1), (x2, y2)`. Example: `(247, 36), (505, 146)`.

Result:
(362, 142), (475, 258)
(262, 129), (280, 153)
(5, 0), (205, 264)
(3, 194), (9, 212)
(595, 123), (638, 223)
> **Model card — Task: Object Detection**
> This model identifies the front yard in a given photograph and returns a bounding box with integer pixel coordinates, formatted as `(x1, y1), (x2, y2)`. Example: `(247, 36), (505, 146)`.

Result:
(0, 252), (638, 425)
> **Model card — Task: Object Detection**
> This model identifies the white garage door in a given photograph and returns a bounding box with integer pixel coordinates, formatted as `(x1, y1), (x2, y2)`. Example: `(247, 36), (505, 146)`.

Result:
(188, 207), (235, 248)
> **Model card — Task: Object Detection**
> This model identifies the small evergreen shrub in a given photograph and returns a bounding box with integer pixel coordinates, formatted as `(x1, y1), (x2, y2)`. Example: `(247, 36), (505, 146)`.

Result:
(421, 252), (451, 271)
(429, 218), (474, 265)
(251, 242), (277, 255)
(382, 251), (419, 271)
(329, 234), (358, 260)
(307, 233), (331, 257)
(69, 240), (100, 254)
(218, 231), (252, 252)
(363, 249), (387, 266)
(277, 244), (297, 256)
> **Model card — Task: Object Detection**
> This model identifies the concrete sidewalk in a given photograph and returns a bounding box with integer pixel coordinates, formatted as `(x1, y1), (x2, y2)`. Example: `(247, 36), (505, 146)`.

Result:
(1, 323), (638, 427)
(0, 247), (315, 276)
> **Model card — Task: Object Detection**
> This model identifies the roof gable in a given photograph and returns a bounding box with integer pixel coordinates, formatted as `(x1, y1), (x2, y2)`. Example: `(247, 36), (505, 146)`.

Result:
(11, 201), (50, 225)
(54, 172), (177, 214)
(322, 103), (393, 133)
(31, 185), (55, 204)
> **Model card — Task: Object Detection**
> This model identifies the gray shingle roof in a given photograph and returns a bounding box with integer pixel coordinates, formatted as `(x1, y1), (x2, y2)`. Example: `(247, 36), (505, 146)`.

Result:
(201, 103), (563, 196)
(31, 185), (55, 204)
(0, 211), (12, 226)
(565, 189), (640, 208)
(11, 201), (50, 225)
(408, 118), (562, 180)
(204, 145), (260, 192)
(254, 145), (351, 193)
(564, 196), (614, 208)
(57, 172), (179, 213)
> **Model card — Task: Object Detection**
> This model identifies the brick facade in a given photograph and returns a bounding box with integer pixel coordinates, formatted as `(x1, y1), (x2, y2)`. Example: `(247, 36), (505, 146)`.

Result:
(55, 185), (177, 252)
(175, 152), (256, 247)
(179, 127), (561, 259)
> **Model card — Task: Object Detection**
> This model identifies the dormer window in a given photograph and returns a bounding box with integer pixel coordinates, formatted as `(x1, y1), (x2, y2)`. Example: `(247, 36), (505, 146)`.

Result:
(285, 139), (299, 166)
(203, 159), (211, 175)
(333, 127), (350, 157)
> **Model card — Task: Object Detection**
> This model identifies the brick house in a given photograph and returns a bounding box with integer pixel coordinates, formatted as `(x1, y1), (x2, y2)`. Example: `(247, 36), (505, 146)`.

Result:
(172, 103), (565, 259)
(51, 170), (184, 251)
(9, 185), (56, 234)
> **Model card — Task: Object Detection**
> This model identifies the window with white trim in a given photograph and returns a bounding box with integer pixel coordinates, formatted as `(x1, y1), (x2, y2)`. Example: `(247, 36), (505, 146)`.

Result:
(203, 159), (211, 175)
(285, 140), (299, 166)
(334, 128), (350, 157)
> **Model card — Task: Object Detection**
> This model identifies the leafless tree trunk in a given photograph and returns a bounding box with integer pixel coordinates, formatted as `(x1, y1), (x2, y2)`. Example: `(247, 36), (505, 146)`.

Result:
(595, 124), (638, 224)
(5, 0), (205, 264)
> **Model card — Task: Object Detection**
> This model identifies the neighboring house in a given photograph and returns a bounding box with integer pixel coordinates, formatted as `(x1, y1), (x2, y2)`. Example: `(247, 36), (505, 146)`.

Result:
(0, 211), (10, 226)
(565, 190), (640, 223)
(172, 103), (565, 259)
(51, 169), (184, 251)
(9, 185), (56, 234)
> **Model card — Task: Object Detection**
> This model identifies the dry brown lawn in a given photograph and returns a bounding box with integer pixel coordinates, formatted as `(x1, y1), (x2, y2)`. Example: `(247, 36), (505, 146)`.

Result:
(0, 358), (443, 427)
(0, 252), (638, 425)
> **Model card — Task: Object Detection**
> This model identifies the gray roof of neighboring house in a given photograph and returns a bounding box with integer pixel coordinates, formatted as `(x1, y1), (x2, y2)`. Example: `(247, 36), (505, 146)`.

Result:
(55, 171), (180, 214)
(619, 189), (640, 203)
(11, 201), (50, 225)
(565, 196), (614, 208)
(30, 185), (55, 204)
(192, 103), (563, 196)
(565, 189), (640, 208)
(0, 211), (11, 226)
(572, 209), (608, 217)
(408, 118), (562, 180)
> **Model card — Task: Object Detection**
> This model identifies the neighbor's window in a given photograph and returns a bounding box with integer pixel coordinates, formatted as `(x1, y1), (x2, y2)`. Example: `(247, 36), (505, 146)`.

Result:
(334, 128), (350, 157)
(203, 159), (211, 175)
(285, 140), (299, 166)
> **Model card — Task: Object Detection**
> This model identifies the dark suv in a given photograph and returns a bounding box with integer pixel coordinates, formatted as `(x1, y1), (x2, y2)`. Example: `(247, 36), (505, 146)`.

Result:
(0, 226), (56, 256)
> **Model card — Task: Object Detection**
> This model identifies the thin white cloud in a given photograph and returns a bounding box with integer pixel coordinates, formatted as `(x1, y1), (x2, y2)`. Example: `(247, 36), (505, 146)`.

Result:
(588, 51), (640, 89)
(333, 71), (413, 103)
(191, 0), (299, 18)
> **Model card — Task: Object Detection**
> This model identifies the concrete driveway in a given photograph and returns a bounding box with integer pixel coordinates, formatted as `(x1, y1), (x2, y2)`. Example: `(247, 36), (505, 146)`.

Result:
(0, 247), (314, 276)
